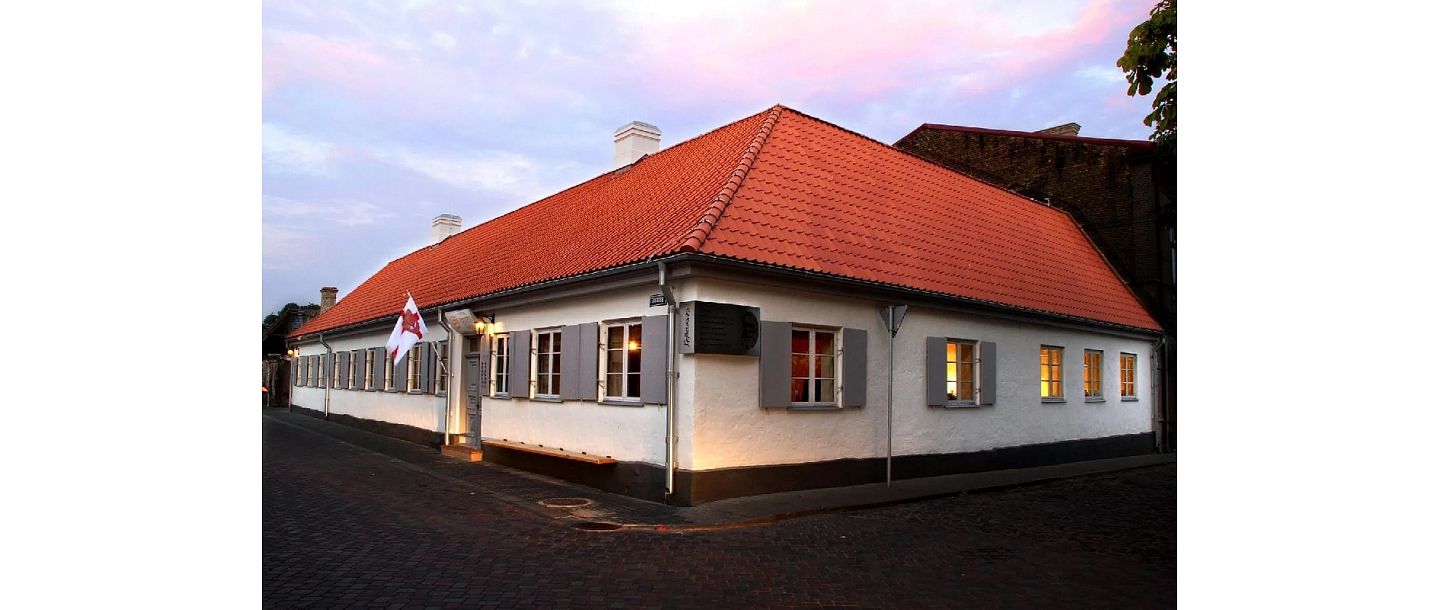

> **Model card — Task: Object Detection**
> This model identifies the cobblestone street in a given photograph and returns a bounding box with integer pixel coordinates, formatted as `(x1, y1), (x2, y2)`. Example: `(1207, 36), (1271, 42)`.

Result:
(264, 412), (1175, 608)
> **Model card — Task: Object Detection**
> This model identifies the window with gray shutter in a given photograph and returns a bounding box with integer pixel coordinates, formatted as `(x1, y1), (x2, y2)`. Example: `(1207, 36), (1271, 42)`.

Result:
(925, 337), (947, 406)
(510, 330), (531, 399)
(351, 350), (363, 389)
(390, 351), (406, 392)
(370, 347), (385, 391)
(979, 341), (997, 405)
(641, 315), (668, 404)
(758, 320), (791, 407)
(310, 356), (318, 387)
(841, 328), (867, 407)
(320, 354), (329, 388)
(339, 352), (351, 389)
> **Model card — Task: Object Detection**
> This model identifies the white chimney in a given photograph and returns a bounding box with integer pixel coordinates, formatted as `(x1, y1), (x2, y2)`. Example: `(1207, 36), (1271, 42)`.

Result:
(432, 214), (461, 244)
(612, 121), (661, 169)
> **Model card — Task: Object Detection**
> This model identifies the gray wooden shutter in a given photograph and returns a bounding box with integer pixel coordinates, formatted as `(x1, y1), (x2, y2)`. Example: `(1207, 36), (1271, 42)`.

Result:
(370, 347), (384, 390)
(641, 315), (668, 404)
(577, 322), (599, 401)
(841, 328), (867, 407)
(392, 351), (407, 392)
(925, 337), (947, 406)
(979, 340), (997, 406)
(310, 356), (318, 387)
(418, 342), (432, 393)
(759, 320), (791, 407)
(510, 330), (531, 399)
(559, 325), (581, 399)
(479, 336), (492, 396)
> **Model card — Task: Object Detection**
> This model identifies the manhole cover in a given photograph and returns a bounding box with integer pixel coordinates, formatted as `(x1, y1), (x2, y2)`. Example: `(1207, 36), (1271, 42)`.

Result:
(572, 521), (623, 531)
(540, 497), (594, 508)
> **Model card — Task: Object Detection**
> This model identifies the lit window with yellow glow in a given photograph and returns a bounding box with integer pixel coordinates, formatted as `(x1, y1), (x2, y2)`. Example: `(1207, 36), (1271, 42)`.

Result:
(946, 340), (977, 402)
(1120, 353), (1137, 399)
(1084, 349), (1103, 400)
(1040, 346), (1063, 399)
(605, 323), (642, 400)
(791, 328), (836, 404)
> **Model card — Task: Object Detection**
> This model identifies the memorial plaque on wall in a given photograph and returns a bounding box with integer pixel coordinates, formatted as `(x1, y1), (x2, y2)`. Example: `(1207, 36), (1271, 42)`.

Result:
(677, 301), (761, 356)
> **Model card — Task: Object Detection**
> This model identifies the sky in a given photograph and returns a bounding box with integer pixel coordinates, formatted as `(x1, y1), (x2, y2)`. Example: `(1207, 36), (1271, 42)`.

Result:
(261, 0), (1163, 318)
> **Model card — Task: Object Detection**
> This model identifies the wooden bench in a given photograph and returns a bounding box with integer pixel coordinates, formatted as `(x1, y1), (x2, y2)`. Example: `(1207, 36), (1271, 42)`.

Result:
(482, 440), (616, 465)
(441, 444), (483, 462)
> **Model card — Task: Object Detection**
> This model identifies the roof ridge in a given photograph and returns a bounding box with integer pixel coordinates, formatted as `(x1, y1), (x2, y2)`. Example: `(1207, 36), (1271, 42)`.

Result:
(676, 105), (784, 253)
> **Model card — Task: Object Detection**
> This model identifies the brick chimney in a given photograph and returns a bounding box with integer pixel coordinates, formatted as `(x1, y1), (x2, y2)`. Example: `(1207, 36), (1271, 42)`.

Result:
(320, 287), (338, 314)
(432, 214), (461, 244)
(1035, 123), (1081, 137)
(612, 121), (661, 169)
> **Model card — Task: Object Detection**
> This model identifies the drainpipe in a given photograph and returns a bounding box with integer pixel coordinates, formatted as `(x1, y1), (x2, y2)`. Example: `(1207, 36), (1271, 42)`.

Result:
(319, 333), (333, 418)
(658, 261), (679, 500)
(1152, 335), (1165, 453)
(437, 308), (453, 446)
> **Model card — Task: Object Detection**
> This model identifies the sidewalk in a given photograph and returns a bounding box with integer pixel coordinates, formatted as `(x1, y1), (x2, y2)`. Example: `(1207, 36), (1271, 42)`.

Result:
(265, 407), (1176, 531)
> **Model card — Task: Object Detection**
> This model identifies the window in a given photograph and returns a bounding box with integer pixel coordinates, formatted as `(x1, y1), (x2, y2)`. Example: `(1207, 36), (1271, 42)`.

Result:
(364, 350), (375, 390)
(407, 345), (422, 392)
(435, 341), (448, 395)
(383, 354), (395, 391)
(791, 328), (836, 404)
(1040, 346), (1063, 400)
(1121, 352), (1138, 400)
(493, 334), (510, 396)
(332, 354), (343, 388)
(605, 322), (642, 400)
(1084, 349), (1104, 400)
(535, 329), (562, 397)
(347, 351), (358, 390)
(946, 340), (978, 403)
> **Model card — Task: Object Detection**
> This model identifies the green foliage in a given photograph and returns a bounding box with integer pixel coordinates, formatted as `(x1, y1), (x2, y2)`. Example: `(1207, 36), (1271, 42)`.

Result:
(1117, 0), (1176, 158)
(263, 303), (321, 330)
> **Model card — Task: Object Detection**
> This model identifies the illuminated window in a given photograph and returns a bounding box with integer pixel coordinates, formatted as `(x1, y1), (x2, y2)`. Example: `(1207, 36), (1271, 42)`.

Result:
(407, 345), (422, 392)
(1121, 353), (1138, 400)
(363, 350), (375, 390)
(536, 330), (562, 397)
(1040, 346), (1063, 400)
(1084, 349), (1104, 400)
(383, 354), (395, 391)
(605, 323), (643, 400)
(791, 328), (836, 404)
(492, 334), (510, 396)
(946, 340), (978, 403)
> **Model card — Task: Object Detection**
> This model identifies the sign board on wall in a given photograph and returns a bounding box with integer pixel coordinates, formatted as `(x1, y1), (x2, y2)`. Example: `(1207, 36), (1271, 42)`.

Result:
(677, 301), (761, 356)
(445, 310), (479, 335)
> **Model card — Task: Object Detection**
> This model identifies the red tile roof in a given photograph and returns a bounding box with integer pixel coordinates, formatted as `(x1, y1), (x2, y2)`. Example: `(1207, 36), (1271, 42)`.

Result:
(291, 106), (1161, 338)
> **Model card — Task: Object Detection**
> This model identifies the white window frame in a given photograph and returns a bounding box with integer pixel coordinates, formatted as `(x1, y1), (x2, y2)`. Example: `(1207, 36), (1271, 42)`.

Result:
(535, 329), (562, 398)
(1084, 349), (1104, 401)
(435, 341), (448, 396)
(791, 327), (838, 406)
(406, 345), (422, 393)
(364, 350), (375, 390)
(347, 351), (358, 390)
(603, 321), (643, 402)
(332, 354), (343, 388)
(383, 355), (395, 391)
(945, 339), (979, 405)
(492, 334), (511, 397)
(1120, 352), (1138, 400)
(1040, 345), (1064, 401)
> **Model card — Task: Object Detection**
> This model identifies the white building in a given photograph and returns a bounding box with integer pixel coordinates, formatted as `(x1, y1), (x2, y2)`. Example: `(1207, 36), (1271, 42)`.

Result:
(288, 106), (1163, 506)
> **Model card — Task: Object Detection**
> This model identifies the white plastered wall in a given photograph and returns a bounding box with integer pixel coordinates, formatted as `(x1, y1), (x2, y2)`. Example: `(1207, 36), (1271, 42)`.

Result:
(287, 311), (462, 434)
(681, 278), (1155, 471)
(479, 283), (672, 466)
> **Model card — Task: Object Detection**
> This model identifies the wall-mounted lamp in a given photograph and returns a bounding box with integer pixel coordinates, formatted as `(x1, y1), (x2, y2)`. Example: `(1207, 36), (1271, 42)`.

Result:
(473, 313), (496, 335)
(286, 348), (299, 358)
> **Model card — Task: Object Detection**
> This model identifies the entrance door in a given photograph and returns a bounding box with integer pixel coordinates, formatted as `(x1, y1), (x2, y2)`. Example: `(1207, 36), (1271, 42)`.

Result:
(465, 355), (482, 446)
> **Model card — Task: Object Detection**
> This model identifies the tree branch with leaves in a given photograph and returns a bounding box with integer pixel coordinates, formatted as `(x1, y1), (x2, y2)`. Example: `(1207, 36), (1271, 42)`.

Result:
(1117, 0), (1176, 158)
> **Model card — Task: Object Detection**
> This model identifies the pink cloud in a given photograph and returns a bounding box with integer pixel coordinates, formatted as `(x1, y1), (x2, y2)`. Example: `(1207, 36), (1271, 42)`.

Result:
(263, 31), (389, 95)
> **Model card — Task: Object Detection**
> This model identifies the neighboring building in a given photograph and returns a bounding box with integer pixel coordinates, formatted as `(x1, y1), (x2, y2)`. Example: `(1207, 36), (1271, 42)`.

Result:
(893, 123), (1176, 452)
(261, 302), (320, 408)
(286, 106), (1164, 506)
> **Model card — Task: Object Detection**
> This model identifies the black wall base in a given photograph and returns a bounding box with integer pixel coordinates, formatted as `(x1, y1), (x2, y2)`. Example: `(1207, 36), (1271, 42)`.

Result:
(289, 404), (444, 448)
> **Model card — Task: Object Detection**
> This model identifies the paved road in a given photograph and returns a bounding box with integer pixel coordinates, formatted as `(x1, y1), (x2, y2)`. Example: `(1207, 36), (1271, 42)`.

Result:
(264, 413), (1176, 608)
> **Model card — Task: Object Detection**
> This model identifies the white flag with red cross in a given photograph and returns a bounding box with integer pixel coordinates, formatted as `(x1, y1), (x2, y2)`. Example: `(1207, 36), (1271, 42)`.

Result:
(386, 294), (428, 365)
